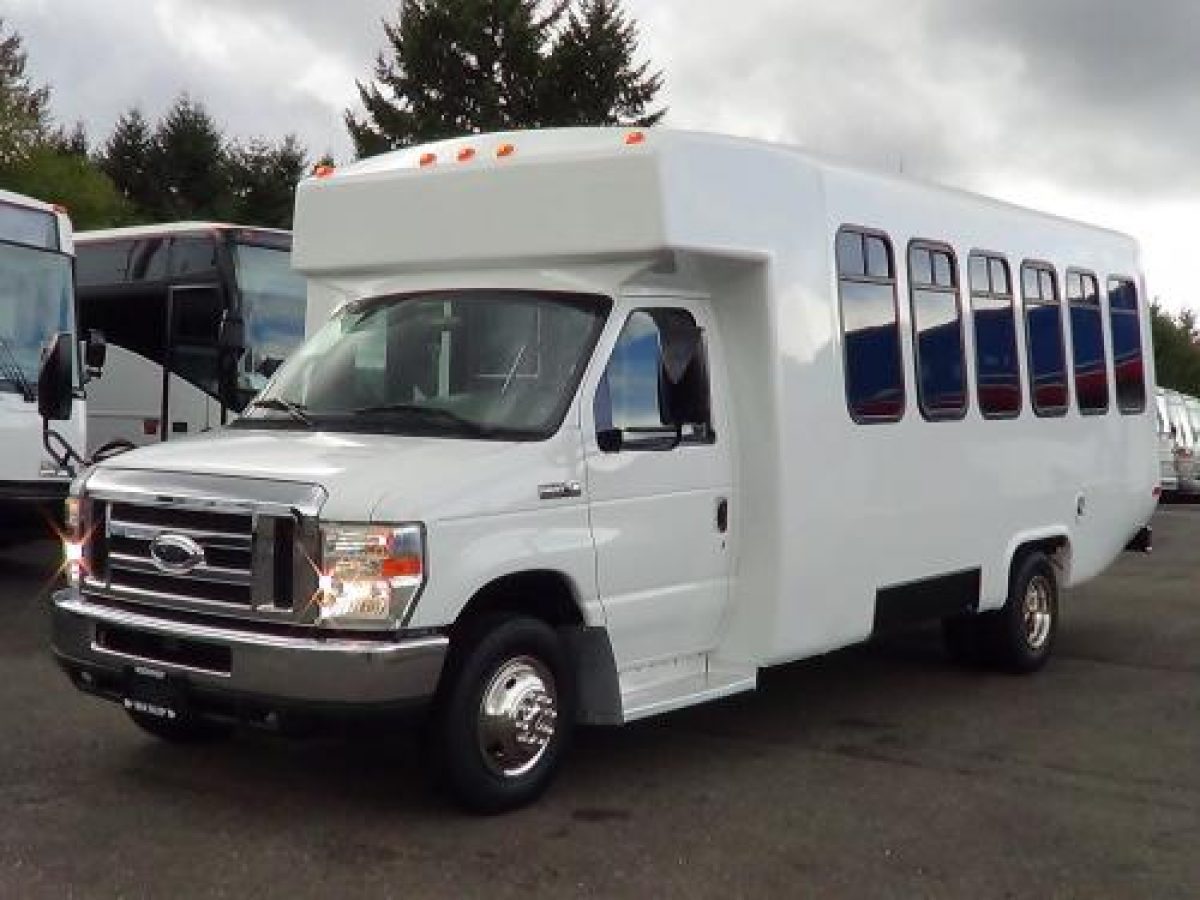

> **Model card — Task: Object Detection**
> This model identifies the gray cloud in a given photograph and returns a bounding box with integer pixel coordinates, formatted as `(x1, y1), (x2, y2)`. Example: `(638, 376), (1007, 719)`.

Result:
(5, 0), (1199, 197)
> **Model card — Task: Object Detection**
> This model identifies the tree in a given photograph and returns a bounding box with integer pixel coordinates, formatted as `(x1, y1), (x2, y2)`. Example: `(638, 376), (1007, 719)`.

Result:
(1152, 303), (1200, 397)
(148, 95), (229, 220)
(227, 136), (308, 229)
(0, 17), (52, 166)
(2, 146), (130, 229)
(346, 0), (663, 157)
(543, 0), (664, 127)
(99, 108), (155, 212)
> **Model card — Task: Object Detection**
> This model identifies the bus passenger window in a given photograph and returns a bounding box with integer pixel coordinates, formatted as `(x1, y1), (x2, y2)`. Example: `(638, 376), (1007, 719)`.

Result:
(1108, 277), (1146, 414)
(1067, 271), (1108, 415)
(908, 242), (967, 420)
(969, 252), (1021, 418)
(1022, 262), (1068, 417)
(836, 228), (904, 422)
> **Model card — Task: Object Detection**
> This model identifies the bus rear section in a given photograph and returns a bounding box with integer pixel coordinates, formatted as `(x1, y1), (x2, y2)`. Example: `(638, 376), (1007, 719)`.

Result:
(0, 191), (83, 544)
(74, 224), (308, 453)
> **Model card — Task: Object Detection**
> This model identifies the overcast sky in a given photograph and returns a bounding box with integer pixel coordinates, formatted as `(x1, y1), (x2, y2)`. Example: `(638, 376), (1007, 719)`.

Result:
(4, 0), (1197, 310)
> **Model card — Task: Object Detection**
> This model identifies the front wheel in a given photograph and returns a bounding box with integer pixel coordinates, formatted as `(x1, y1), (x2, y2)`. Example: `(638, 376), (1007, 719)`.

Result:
(431, 615), (574, 814)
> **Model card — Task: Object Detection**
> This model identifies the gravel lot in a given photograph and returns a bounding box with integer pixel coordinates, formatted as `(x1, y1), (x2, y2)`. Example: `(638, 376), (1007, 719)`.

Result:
(1, 508), (1197, 899)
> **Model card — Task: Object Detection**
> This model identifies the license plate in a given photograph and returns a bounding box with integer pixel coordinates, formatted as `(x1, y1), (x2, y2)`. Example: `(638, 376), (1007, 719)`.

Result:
(123, 670), (184, 721)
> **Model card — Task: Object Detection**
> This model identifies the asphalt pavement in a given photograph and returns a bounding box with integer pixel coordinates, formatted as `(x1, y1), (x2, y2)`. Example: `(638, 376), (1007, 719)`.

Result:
(1, 509), (1197, 899)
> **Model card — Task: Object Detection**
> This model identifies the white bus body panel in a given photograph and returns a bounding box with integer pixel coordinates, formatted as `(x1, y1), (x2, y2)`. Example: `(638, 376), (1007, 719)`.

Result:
(84, 344), (220, 453)
(99, 129), (1158, 720)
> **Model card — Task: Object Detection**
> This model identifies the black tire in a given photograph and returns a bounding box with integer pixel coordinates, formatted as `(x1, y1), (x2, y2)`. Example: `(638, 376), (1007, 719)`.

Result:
(980, 551), (1059, 674)
(431, 615), (574, 814)
(126, 708), (234, 744)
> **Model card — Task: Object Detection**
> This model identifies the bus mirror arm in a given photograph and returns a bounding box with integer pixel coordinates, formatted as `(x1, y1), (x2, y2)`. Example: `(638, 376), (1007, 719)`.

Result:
(84, 330), (107, 379)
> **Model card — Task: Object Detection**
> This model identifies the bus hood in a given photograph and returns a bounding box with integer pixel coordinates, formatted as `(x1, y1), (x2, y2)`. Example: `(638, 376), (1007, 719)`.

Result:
(89, 428), (581, 522)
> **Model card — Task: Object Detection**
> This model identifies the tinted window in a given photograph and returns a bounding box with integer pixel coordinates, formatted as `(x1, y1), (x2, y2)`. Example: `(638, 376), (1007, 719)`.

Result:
(969, 252), (1021, 418)
(1067, 271), (1108, 415)
(0, 201), (58, 250)
(909, 242), (966, 420)
(76, 240), (135, 286)
(170, 237), (219, 277)
(837, 228), (904, 421)
(1022, 263), (1067, 416)
(595, 309), (713, 444)
(1108, 277), (1146, 413)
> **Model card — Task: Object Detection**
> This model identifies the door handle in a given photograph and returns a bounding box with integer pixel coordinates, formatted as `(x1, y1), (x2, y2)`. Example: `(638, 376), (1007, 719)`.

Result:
(716, 497), (729, 533)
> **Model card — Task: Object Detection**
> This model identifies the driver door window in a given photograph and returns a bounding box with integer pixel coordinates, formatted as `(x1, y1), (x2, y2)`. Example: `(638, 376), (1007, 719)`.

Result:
(595, 309), (714, 447)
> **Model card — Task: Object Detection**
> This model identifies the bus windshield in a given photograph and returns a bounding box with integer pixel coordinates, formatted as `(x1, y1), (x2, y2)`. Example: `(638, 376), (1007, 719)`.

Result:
(237, 290), (609, 440)
(0, 242), (74, 397)
(232, 241), (307, 398)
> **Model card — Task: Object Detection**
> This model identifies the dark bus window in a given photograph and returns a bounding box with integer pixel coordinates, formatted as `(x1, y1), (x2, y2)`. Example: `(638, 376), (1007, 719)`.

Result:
(1067, 270), (1109, 415)
(75, 240), (134, 286)
(1022, 262), (1067, 417)
(969, 252), (1021, 418)
(128, 238), (169, 281)
(1109, 277), (1146, 413)
(836, 228), (904, 422)
(908, 241), (967, 420)
(170, 236), (219, 277)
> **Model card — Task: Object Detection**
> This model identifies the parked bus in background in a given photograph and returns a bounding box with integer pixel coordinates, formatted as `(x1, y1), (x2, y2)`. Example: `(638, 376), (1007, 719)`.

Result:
(1181, 394), (1200, 495)
(1163, 389), (1198, 493)
(0, 191), (87, 544)
(74, 224), (307, 453)
(1154, 388), (1179, 494)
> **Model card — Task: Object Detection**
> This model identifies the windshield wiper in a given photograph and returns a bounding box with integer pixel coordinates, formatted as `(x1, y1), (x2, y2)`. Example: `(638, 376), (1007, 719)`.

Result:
(352, 402), (490, 436)
(0, 336), (35, 402)
(247, 396), (313, 427)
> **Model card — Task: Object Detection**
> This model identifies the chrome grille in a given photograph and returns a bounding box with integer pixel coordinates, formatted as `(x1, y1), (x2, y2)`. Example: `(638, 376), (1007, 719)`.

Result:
(80, 469), (326, 625)
(105, 503), (255, 607)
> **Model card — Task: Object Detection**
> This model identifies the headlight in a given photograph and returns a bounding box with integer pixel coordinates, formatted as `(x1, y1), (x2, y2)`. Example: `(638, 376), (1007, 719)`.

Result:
(62, 496), (85, 587)
(316, 523), (426, 628)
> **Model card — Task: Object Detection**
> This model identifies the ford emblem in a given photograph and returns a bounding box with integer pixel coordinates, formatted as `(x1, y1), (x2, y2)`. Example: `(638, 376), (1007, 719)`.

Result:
(149, 533), (206, 574)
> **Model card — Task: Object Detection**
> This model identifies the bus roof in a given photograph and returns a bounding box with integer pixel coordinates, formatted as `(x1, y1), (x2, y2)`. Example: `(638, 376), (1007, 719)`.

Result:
(76, 222), (291, 244)
(295, 128), (1135, 276)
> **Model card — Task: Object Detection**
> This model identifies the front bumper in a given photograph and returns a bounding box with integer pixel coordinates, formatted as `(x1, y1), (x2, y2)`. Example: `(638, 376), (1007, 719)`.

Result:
(51, 590), (449, 716)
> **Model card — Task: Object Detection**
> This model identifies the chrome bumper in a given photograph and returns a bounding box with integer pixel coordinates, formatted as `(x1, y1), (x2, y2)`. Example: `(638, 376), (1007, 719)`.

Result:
(51, 589), (448, 709)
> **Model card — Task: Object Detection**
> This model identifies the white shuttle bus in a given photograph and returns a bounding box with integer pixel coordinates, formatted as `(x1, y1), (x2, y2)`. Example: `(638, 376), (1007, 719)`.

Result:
(0, 190), (87, 544)
(50, 130), (1158, 812)
(74, 224), (308, 453)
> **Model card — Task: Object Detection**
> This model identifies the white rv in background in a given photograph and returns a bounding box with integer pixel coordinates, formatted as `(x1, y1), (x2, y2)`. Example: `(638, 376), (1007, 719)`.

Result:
(52, 129), (1158, 812)
(74, 224), (308, 453)
(1154, 388), (1179, 494)
(0, 190), (86, 543)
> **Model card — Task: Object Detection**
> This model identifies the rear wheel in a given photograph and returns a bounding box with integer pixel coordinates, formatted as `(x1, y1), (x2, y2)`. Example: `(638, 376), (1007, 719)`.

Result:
(943, 551), (1059, 673)
(126, 708), (233, 744)
(431, 615), (574, 814)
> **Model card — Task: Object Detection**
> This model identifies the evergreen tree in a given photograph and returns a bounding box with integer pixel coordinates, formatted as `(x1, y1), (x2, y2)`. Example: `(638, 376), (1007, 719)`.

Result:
(100, 108), (155, 211)
(148, 95), (229, 220)
(227, 136), (308, 229)
(346, 0), (662, 157)
(1152, 304), (1200, 396)
(0, 17), (52, 166)
(543, 0), (663, 127)
(2, 146), (130, 229)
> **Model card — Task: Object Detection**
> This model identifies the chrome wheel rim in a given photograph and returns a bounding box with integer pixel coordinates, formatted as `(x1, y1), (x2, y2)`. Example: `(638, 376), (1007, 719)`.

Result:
(1023, 575), (1053, 651)
(477, 656), (558, 779)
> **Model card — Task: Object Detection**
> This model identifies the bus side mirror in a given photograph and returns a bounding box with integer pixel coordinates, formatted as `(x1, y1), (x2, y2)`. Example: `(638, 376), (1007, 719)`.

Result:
(84, 329), (107, 378)
(37, 332), (74, 422)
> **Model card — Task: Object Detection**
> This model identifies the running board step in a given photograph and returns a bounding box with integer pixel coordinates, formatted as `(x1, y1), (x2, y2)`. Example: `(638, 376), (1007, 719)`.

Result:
(621, 663), (756, 722)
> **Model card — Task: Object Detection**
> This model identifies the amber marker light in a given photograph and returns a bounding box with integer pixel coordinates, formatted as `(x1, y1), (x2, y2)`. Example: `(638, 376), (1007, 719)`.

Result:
(496, 143), (516, 159)
(457, 147), (477, 163)
(419, 152), (437, 167)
